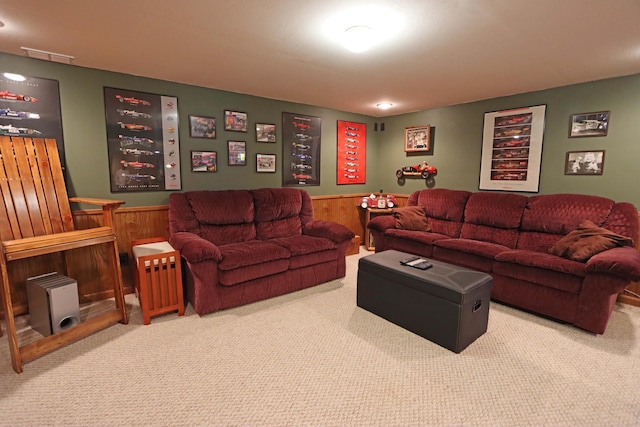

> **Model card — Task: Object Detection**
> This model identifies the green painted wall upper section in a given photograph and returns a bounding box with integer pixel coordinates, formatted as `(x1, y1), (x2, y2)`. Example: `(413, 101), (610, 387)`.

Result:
(377, 74), (640, 207)
(2, 52), (639, 208)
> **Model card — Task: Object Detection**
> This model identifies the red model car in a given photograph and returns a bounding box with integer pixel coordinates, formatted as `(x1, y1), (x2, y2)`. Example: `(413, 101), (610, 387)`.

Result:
(115, 95), (151, 106)
(292, 173), (312, 180)
(118, 122), (152, 131)
(396, 161), (437, 179)
(0, 90), (38, 102)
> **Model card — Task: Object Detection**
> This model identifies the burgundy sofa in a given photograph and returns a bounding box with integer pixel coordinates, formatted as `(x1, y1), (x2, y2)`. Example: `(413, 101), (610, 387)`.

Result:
(368, 188), (640, 334)
(169, 188), (354, 315)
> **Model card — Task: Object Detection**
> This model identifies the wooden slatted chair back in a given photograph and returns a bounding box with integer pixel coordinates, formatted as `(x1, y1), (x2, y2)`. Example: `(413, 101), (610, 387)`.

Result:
(0, 136), (74, 243)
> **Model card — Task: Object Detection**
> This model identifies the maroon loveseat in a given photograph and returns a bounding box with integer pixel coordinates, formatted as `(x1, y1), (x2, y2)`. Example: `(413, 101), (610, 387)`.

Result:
(169, 188), (354, 315)
(368, 188), (640, 334)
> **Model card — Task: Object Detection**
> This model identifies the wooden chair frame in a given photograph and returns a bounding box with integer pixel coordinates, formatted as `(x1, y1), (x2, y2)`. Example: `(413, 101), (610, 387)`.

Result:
(0, 136), (128, 373)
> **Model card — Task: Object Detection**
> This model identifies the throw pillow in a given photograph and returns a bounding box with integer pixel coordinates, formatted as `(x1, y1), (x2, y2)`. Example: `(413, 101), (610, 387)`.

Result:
(392, 206), (431, 231)
(548, 219), (633, 262)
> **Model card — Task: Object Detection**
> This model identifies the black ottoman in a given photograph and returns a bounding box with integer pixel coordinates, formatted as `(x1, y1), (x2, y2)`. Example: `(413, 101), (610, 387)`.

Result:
(357, 250), (492, 353)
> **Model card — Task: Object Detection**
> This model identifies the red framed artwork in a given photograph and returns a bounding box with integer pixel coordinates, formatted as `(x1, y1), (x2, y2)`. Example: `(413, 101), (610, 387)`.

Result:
(336, 120), (366, 184)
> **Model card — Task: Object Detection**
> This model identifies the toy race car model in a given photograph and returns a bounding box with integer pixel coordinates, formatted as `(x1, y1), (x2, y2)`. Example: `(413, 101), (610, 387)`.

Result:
(396, 161), (437, 179)
(357, 194), (398, 209)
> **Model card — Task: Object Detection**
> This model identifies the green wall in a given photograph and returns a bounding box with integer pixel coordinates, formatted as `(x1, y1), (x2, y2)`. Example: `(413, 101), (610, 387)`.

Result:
(2, 52), (639, 208)
(378, 75), (640, 206)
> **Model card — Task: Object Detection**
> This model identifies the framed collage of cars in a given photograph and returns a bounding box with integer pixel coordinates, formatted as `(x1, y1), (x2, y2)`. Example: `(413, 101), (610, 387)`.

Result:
(282, 112), (321, 187)
(479, 105), (546, 192)
(337, 120), (365, 184)
(0, 73), (65, 169)
(104, 87), (181, 193)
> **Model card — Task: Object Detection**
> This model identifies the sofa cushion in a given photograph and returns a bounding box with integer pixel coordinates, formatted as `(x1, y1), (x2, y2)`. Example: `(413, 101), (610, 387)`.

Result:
(252, 188), (304, 239)
(187, 190), (256, 245)
(435, 238), (511, 259)
(494, 250), (586, 293)
(392, 206), (431, 231)
(408, 188), (471, 238)
(548, 220), (633, 262)
(217, 240), (290, 271)
(385, 229), (449, 246)
(520, 194), (614, 236)
(270, 235), (337, 256)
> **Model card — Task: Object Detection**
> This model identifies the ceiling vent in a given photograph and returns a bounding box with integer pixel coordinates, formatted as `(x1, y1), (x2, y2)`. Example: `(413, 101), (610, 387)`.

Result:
(21, 47), (74, 64)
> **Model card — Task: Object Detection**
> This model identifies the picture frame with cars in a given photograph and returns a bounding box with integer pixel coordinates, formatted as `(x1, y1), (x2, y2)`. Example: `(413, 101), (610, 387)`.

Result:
(227, 140), (246, 165)
(569, 111), (609, 138)
(256, 123), (276, 142)
(224, 110), (248, 132)
(191, 150), (217, 172)
(256, 153), (276, 173)
(189, 115), (216, 139)
(404, 125), (431, 152)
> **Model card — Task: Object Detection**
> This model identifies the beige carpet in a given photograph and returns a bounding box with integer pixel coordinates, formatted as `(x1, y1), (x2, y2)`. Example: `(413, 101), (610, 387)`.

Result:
(1, 249), (640, 426)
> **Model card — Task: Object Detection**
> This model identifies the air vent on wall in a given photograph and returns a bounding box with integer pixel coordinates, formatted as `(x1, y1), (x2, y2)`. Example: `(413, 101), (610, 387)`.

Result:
(21, 47), (74, 64)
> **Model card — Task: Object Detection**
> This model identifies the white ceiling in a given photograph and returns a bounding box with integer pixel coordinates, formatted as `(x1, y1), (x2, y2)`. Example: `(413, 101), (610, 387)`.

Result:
(1, 0), (639, 117)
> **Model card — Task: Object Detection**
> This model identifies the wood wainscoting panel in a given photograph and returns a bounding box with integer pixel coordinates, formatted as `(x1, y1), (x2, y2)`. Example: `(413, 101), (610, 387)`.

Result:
(0, 193), (405, 315)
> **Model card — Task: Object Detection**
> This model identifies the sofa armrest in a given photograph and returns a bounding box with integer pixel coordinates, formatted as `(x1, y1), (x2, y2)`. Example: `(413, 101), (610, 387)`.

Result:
(169, 232), (222, 263)
(303, 220), (354, 244)
(586, 246), (640, 281)
(367, 215), (396, 232)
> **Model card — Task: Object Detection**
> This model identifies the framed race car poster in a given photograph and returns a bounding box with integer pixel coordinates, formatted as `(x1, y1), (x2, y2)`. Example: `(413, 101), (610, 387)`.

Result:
(337, 120), (365, 184)
(282, 112), (321, 187)
(104, 87), (181, 192)
(0, 72), (65, 170)
(479, 104), (546, 192)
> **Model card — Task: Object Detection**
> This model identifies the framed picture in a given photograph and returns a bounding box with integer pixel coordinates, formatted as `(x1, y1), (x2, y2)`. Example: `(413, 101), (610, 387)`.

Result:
(404, 125), (431, 152)
(256, 153), (276, 173)
(256, 123), (276, 142)
(569, 111), (610, 138)
(191, 150), (217, 172)
(337, 120), (366, 184)
(224, 110), (248, 132)
(479, 105), (546, 192)
(228, 140), (246, 165)
(104, 87), (181, 192)
(565, 150), (605, 175)
(282, 112), (321, 186)
(189, 115), (216, 139)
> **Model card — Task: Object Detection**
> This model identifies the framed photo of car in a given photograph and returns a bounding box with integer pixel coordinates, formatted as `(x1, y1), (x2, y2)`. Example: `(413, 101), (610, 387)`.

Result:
(479, 104), (546, 192)
(565, 150), (605, 175)
(256, 153), (276, 173)
(191, 150), (217, 172)
(256, 123), (276, 142)
(189, 115), (216, 139)
(404, 125), (431, 152)
(569, 111), (609, 138)
(228, 140), (246, 165)
(224, 110), (248, 132)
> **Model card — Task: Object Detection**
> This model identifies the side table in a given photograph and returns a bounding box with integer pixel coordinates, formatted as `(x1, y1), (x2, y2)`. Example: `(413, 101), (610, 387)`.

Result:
(131, 238), (184, 325)
(365, 208), (394, 251)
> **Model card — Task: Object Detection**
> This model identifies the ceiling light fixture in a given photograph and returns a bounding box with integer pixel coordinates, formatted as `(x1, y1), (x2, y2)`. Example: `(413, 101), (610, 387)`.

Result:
(377, 102), (393, 109)
(21, 47), (75, 64)
(343, 25), (374, 53)
(324, 6), (404, 54)
(3, 73), (26, 81)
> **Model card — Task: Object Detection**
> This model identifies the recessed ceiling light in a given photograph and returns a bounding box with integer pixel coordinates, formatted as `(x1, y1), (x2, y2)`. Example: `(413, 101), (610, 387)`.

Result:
(377, 102), (393, 109)
(3, 73), (26, 82)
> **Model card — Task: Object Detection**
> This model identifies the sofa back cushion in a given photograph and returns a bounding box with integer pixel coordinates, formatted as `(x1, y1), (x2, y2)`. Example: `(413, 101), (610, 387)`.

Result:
(252, 188), (313, 240)
(602, 202), (640, 247)
(517, 193), (617, 252)
(176, 190), (257, 246)
(460, 192), (527, 248)
(408, 189), (471, 237)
